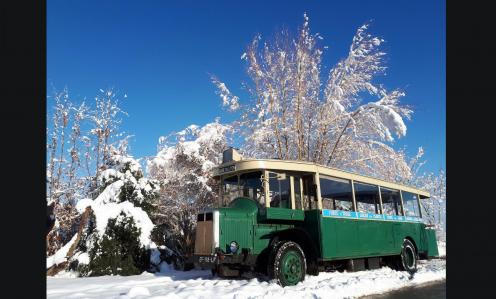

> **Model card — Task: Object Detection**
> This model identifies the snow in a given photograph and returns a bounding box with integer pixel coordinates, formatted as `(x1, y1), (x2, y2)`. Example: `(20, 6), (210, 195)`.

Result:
(438, 241), (446, 258)
(124, 286), (151, 298)
(46, 233), (79, 269)
(76, 252), (90, 265)
(211, 76), (240, 111)
(78, 198), (155, 248)
(75, 178), (156, 248)
(150, 249), (162, 266)
(47, 259), (445, 299)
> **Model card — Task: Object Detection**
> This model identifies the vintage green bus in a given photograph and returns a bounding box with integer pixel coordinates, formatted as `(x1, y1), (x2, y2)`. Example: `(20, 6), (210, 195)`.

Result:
(193, 149), (439, 286)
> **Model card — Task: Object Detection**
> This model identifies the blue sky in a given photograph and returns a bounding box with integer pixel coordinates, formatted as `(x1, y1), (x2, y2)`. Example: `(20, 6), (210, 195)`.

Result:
(47, 0), (445, 173)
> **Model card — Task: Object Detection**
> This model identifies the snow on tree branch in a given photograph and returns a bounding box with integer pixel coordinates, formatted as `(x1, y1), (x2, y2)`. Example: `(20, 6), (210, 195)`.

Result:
(211, 75), (240, 111)
(209, 14), (413, 181)
(147, 120), (232, 257)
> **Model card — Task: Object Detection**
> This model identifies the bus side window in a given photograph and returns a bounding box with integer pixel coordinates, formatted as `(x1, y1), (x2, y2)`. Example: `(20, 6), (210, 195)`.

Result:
(381, 188), (402, 216)
(354, 182), (381, 214)
(319, 176), (353, 211)
(402, 191), (421, 217)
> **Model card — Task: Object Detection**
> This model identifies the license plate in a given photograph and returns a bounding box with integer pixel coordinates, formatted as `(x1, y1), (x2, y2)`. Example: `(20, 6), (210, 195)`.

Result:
(194, 255), (217, 269)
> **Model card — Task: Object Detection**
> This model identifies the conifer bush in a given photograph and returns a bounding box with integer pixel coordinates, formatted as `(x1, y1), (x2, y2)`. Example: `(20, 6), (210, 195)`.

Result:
(80, 212), (149, 276)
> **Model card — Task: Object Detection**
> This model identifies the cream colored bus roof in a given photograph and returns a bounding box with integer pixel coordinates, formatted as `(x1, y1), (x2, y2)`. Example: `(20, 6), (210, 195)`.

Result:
(214, 158), (430, 197)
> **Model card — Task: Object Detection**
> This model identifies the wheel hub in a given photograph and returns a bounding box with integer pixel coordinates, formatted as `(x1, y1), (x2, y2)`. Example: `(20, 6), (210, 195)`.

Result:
(282, 251), (302, 285)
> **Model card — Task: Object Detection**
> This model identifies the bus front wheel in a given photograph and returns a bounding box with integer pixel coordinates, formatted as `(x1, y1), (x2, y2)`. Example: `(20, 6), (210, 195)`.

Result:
(268, 241), (307, 287)
(398, 239), (417, 274)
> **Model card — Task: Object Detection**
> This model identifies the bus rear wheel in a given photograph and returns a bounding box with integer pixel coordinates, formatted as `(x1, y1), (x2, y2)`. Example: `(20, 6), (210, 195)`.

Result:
(398, 239), (417, 274)
(268, 241), (306, 287)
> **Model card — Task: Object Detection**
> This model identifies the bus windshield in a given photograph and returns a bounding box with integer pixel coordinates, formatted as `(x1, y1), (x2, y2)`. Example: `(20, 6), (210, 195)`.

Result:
(221, 171), (265, 207)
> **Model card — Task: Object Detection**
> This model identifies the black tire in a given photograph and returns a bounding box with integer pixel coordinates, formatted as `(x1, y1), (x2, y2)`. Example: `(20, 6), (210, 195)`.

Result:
(268, 241), (307, 287)
(267, 240), (284, 278)
(398, 239), (417, 274)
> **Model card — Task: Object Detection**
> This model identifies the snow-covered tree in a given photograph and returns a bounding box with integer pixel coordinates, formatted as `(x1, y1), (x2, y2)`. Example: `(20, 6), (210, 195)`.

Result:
(414, 170), (446, 242)
(212, 13), (414, 182)
(46, 87), (129, 256)
(46, 88), (84, 255)
(147, 119), (231, 261)
(47, 148), (163, 276)
(86, 88), (128, 197)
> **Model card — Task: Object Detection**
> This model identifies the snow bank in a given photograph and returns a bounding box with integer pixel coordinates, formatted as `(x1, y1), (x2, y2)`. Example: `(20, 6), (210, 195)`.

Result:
(47, 259), (445, 299)
(124, 286), (151, 298)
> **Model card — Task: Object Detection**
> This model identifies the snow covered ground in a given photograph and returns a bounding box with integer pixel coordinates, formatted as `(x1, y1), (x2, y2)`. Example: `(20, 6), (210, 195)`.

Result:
(47, 258), (445, 299)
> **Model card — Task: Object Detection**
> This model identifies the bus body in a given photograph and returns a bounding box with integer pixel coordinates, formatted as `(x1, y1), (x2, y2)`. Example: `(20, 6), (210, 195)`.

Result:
(194, 149), (439, 286)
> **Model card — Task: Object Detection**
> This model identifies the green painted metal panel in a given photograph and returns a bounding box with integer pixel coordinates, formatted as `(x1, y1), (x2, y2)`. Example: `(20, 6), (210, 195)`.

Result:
(218, 197), (258, 253)
(357, 220), (393, 255)
(320, 217), (359, 258)
(319, 214), (425, 260)
(253, 223), (292, 253)
(216, 197), (431, 261)
(228, 197), (260, 212)
(391, 221), (422, 251)
(294, 210), (322, 256)
(425, 228), (439, 257)
(218, 197), (294, 255)
(219, 212), (254, 253)
(264, 207), (305, 221)
(253, 225), (274, 253)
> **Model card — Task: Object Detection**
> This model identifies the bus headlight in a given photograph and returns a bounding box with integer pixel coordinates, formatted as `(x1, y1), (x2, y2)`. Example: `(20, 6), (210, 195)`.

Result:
(229, 241), (239, 254)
